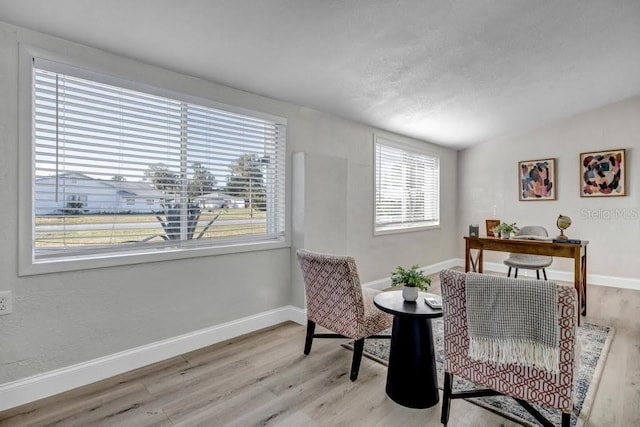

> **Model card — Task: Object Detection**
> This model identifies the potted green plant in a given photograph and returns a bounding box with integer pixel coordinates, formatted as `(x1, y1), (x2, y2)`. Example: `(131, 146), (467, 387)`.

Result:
(391, 264), (431, 302)
(492, 222), (519, 239)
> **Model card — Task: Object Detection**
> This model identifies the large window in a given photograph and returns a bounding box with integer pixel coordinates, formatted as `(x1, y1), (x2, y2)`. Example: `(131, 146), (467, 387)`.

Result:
(375, 136), (439, 233)
(32, 59), (286, 264)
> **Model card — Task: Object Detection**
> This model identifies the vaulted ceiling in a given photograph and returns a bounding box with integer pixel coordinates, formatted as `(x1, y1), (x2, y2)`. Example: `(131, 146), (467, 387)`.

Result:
(1, 0), (639, 149)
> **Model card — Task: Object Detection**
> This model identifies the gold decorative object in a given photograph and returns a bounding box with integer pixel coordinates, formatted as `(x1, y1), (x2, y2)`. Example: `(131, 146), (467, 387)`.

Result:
(556, 214), (572, 240)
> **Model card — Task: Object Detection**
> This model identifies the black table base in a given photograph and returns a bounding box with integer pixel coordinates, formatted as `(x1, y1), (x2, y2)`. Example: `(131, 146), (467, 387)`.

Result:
(386, 316), (439, 408)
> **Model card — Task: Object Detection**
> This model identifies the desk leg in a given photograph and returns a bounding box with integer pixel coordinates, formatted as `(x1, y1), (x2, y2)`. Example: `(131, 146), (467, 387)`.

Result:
(469, 250), (478, 272)
(465, 239), (471, 272)
(582, 248), (588, 316)
(466, 246), (481, 273)
(386, 316), (439, 408)
(574, 252), (583, 326)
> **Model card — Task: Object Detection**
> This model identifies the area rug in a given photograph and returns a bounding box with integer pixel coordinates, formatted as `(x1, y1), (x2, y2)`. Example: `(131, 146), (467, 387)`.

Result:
(344, 320), (614, 427)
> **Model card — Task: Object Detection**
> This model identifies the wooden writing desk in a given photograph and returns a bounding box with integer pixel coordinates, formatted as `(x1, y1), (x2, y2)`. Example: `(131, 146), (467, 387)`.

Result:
(464, 237), (588, 323)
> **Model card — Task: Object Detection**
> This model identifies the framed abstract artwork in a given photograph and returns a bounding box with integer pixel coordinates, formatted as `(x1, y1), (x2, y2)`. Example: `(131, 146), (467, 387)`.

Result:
(518, 158), (556, 201)
(580, 148), (626, 197)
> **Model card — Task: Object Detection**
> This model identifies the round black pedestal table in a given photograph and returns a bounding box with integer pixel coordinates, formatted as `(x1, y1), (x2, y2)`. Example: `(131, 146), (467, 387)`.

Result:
(373, 290), (443, 409)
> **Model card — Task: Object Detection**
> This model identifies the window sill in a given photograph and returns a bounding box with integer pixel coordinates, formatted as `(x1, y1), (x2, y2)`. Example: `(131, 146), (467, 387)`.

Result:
(19, 239), (290, 276)
(374, 223), (440, 236)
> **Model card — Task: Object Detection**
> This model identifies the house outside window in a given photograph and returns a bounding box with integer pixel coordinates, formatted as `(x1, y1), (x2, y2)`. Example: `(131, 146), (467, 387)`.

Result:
(29, 58), (286, 268)
(374, 135), (440, 233)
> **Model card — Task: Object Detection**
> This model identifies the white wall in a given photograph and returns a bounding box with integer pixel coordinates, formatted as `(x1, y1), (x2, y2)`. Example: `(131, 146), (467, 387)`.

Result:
(0, 21), (458, 386)
(289, 118), (458, 306)
(458, 95), (640, 280)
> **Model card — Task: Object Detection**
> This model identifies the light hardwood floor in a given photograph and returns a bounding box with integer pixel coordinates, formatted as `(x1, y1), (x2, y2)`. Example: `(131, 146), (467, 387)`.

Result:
(1, 273), (639, 426)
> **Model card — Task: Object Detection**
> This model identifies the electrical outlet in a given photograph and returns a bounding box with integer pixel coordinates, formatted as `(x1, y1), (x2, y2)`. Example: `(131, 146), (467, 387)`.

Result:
(0, 291), (12, 315)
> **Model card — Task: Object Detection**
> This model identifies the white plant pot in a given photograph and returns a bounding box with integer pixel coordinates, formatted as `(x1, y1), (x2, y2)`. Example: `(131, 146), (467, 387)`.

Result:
(402, 286), (419, 302)
(501, 231), (510, 239)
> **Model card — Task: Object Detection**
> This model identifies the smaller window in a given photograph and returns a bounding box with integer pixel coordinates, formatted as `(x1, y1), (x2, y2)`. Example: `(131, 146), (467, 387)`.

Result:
(126, 198), (135, 206)
(374, 136), (440, 233)
(146, 199), (154, 205)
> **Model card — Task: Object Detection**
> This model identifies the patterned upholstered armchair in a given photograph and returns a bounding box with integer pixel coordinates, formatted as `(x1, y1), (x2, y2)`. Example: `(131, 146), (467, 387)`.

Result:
(439, 269), (578, 427)
(296, 249), (392, 381)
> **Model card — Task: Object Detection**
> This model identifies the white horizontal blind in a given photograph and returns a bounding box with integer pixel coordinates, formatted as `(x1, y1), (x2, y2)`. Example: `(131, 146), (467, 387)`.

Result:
(375, 138), (439, 231)
(33, 62), (286, 261)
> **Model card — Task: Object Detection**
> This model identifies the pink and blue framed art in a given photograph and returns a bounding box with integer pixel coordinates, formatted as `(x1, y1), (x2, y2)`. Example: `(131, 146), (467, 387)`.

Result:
(518, 158), (556, 201)
(580, 148), (626, 197)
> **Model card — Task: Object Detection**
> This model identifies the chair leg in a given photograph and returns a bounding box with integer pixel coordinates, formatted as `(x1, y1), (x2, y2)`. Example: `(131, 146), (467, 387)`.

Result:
(536, 269), (540, 280)
(441, 372), (453, 425)
(350, 338), (365, 381)
(507, 266), (512, 277)
(514, 268), (518, 278)
(543, 268), (548, 280)
(561, 412), (570, 427)
(304, 320), (316, 355)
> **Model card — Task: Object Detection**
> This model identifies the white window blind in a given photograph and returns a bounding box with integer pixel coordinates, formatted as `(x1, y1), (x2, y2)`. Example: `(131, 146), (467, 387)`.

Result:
(33, 60), (286, 262)
(375, 138), (439, 232)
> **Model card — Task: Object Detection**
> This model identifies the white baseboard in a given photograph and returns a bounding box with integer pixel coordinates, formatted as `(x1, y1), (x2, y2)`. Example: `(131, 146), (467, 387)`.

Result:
(364, 258), (460, 290)
(0, 305), (306, 412)
(451, 258), (640, 291)
(1, 256), (637, 413)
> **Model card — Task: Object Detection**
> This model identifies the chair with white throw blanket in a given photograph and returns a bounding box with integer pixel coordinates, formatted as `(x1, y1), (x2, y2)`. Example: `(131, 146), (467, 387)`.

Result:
(439, 270), (578, 427)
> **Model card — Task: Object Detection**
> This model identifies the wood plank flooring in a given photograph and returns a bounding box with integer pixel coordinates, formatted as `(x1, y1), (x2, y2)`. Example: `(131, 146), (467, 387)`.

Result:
(0, 273), (638, 426)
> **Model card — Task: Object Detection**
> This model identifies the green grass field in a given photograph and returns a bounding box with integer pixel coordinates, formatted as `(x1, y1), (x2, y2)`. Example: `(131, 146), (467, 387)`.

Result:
(35, 208), (265, 225)
(34, 209), (267, 247)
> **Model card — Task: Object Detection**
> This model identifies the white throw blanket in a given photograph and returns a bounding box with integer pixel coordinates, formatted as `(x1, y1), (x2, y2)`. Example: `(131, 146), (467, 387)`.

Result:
(465, 272), (560, 373)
